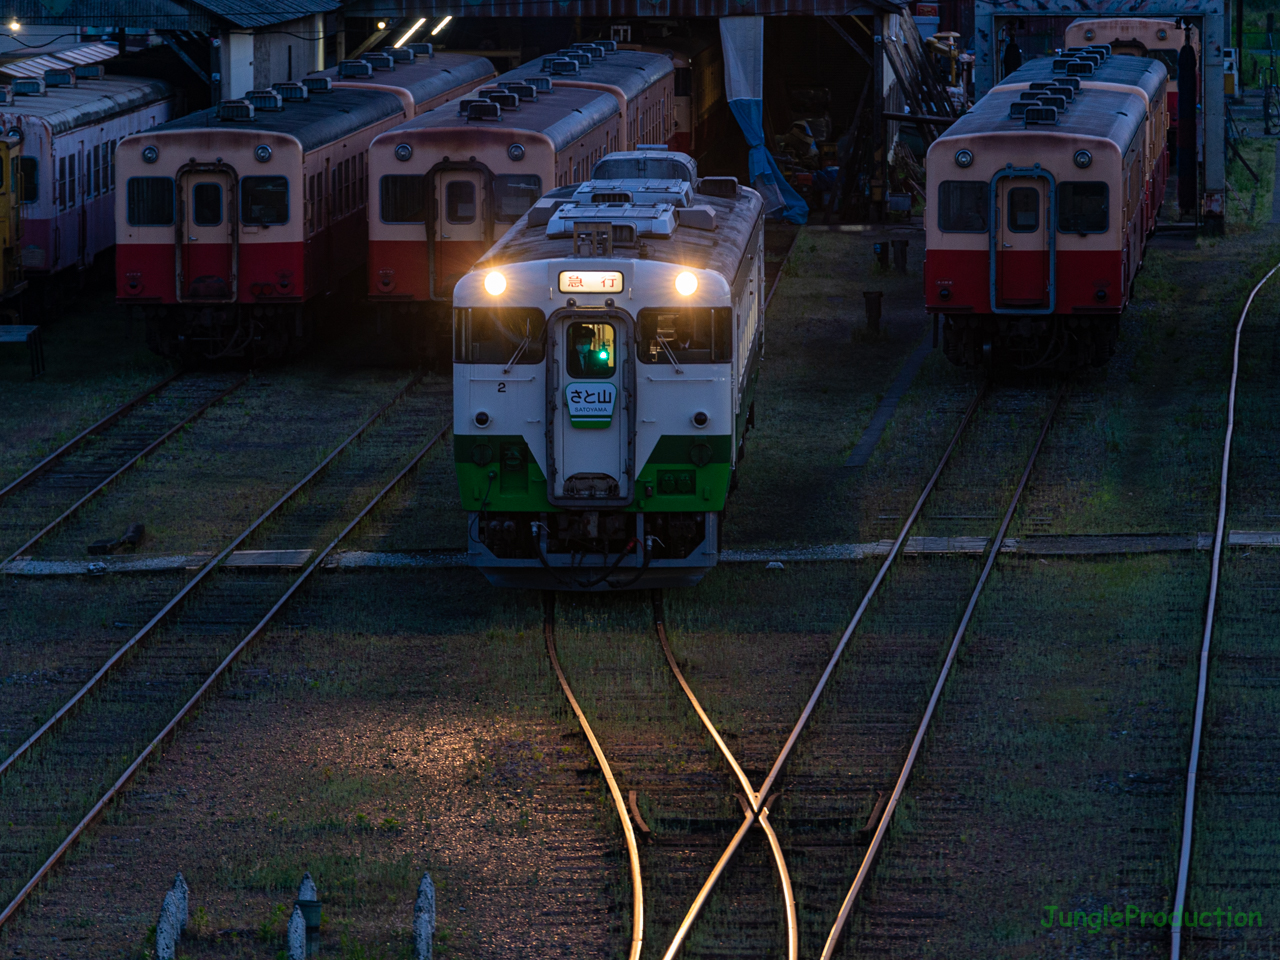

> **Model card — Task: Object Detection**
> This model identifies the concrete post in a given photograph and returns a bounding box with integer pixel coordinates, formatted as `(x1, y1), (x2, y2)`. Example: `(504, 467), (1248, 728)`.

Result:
(172, 873), (189, 931)
(287, 905), (307, 960)
(155, 890), (180, 960)
(1203, 9), (1226, 230)
(225, 29), (254, 99)
(413, 873), (436, 960)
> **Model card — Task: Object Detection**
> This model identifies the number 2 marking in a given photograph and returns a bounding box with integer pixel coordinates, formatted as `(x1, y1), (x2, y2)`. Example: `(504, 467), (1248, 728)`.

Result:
(497, 382), (507, 393)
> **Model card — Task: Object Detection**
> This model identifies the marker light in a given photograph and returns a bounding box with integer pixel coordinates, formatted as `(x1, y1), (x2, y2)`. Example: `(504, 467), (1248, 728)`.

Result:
(431, 16), (453, 36)
(484, 271), (506, 295)
(394, 17), (427, 48)
(675, 271), (698, 296)
(598, 350), (609, 360)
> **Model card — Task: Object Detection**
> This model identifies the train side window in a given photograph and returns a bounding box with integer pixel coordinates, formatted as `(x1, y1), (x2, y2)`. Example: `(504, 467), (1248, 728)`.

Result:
(1007, 187), (1039, 232)
(566, 321), (616, 378)
(192, 182), (222, 226)
(1058, 182), (1109, 233)
(937, 181), (988, 232)
(108, 140), (116, 191)
(494, 174), (541, 223)
(92, 145), (100, 197)
(126, 176), (174, 225)
(69, 154), (76, 206)
(57, 157), (67, 211)
(445, 180), (476, 224)
(18, 157), (35, 203)
(241, 175), (288, 225)
(380, 175), (426, 223)
(454, 307), (547, 364)
(638, 307), (732, 364)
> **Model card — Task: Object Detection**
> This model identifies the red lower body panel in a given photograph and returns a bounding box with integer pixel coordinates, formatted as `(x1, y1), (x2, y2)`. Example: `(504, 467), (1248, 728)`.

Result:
(926, 247), (1125, 313)
(369, 239), (431, 300)
(433, 239), (489, 300)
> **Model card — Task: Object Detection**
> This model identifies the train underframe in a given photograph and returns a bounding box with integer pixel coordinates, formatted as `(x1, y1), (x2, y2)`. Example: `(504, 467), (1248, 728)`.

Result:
(941, 312), (1120, 371)
(468, 509), (719, 591)
(137, 302), (314, 363)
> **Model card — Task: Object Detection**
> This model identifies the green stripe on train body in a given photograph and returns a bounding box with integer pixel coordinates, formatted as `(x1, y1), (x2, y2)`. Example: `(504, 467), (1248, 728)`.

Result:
(454, 434), (732, 512)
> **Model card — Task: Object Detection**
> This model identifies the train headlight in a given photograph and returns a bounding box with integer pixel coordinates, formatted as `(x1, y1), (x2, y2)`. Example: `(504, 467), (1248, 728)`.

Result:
(254, 144), (272, 163)
(954, 148), (973, 168)
(691, 411), (709, 428)
(394, 143), (413, 162)
(484, 270), (507, 296)
(141, 145), (158, 164)
(508, 143), (525, 161)
(1073, 149), (1092, 169)
(474, 410), (492, 427)
(675, 271), (698, 296)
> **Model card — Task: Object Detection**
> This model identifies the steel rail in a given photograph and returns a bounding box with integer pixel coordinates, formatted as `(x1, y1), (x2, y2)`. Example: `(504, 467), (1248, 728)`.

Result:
(1, 374), (251, 570)
(0, 370), (184, 503)
(820, 383), (1065, 960)
(659, 383), (988, 960)
(1170, 262), (1280, 960)
(0, 373), (420, 782)
(0, 423), (450, 929)
(542, 592), (644, 960)
(651, 594), (798, 960)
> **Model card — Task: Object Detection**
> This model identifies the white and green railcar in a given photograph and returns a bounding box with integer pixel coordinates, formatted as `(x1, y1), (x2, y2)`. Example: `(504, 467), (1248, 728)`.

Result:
(452, 171), (764, 590)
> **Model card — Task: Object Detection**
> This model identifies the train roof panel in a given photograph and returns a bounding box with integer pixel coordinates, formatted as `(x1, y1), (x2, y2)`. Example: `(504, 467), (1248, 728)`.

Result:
(316, 53), (497, 106)
(488, 49), (675, 101)
(154, 87), (404, 152)
(938, 86), (1147, 152)
(387, 86), (621, 152)
(995, 53), (1167, 102)
(0, 76), (172, 136)
(477, 183), (763, 279)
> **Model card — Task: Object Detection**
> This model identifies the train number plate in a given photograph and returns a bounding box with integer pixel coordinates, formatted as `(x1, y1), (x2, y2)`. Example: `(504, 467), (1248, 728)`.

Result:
(559, 271), (623, 294)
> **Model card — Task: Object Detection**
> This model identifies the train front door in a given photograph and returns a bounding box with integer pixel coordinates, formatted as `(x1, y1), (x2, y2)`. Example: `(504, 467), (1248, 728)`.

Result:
(993, 175), (1051, 309)
(432, 170), (488, 299)
(179, 171), (235, 300)
(549, 314), (632, 503)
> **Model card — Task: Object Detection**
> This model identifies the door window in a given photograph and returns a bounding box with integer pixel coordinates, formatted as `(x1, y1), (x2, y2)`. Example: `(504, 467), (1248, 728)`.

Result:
(445, 180), (476, 224)
(1007, 187), (1040, 232)
(192, 182), (222, 226)
(566, 321), (616, 378)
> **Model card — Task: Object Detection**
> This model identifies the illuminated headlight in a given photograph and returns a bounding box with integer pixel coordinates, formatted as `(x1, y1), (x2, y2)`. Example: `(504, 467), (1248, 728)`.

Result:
(394, 143), (413, 162)
(1074, 149), (1092, 169)
(254, 144), (272, 163)
(675, 271), (698, 296)
(484, 271), (507, 296)
(141, 145), (159, 164)
(954, 148), (973, 168)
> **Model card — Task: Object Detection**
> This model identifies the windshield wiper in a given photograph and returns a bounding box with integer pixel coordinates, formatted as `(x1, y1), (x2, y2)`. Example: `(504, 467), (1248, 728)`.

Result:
(657, 335), (684, 374)
(503, 336), (531, 374)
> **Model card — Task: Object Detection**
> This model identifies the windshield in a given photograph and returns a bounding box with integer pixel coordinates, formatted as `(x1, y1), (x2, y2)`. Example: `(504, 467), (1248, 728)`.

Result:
(453, 308), (546, 363)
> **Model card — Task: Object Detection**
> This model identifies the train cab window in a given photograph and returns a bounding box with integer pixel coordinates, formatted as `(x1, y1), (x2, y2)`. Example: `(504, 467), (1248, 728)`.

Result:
(1007, 187), (1039, 232)
(380, 175), (425, 223)
(126, 176), (174, 225)
(1150, 49), (1178, 79)
(241, 175), (288, 225)
(638, 307), (732, 364)
(494, 174), (541, 223)
(1058, 182), (1109, 233)
(445, 181), (476, 224)
(453, 307), (546, 364)
(192, 182), (222, 226)
(566, 322), (616, 378)
(937, 181), (989, 232)
(17, 157), (35, 203)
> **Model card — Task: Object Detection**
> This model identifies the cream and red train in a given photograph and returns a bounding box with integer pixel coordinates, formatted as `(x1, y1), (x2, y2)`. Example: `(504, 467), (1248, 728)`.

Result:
(451, 172), (763, 590)
(115, 49), (495, 360)
(366, 44), (678, 342)
(925, 48), (1168, 368)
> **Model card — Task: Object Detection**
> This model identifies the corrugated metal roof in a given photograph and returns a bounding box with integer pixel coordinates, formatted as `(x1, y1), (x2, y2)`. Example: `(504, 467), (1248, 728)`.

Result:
(0, 42), (118, 79)
(153, 86), (403, 152)
(190, 0), (342, 28)
(7, 0), (339, 29)
(994, 54), (1168, 104)
(0, 76), (173, 136)
(346, 0), (901, 16)
(317, 53), (497, 108)
(935, 85), (1147, 151)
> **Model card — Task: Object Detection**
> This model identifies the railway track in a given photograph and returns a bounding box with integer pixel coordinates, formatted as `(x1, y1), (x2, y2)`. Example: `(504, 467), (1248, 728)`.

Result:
(0, 376), (451, 924)
(539, 381), (1068, 958)
(0, 372), (249, 566)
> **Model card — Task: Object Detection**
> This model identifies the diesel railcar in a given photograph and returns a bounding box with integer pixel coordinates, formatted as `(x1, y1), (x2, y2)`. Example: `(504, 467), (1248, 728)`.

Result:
(0, 131), (23, 314)
(452, 172), (763, 590)
(925, 57), (1158, 369)
(0, 70), (173, 284)
(367, 84), (623, 319)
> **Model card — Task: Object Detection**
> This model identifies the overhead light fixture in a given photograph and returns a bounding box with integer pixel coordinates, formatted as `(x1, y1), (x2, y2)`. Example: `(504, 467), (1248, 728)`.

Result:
(393, 17), (427, 48)
(377, 20), (387, 29)
(8, 20), (19, 31)
(431, 16), (453, 36)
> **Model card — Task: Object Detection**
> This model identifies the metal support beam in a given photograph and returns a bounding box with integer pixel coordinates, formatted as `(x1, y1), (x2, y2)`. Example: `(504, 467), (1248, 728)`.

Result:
(160, 34), (209, 85)
(349, 19), (400, 59)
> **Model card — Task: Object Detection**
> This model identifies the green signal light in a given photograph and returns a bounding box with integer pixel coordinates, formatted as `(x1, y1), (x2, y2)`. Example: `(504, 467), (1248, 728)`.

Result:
(598, 350), (609, 360)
